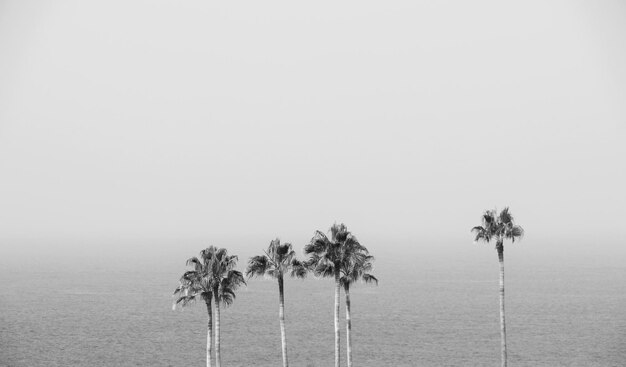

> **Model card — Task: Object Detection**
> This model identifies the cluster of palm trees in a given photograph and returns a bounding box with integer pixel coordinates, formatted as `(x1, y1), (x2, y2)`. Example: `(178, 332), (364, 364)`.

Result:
(174, 208), (523, 367)
(304, 223), (377, 367)
(173, 223), (377, 367)
(172, 246), (246, 367)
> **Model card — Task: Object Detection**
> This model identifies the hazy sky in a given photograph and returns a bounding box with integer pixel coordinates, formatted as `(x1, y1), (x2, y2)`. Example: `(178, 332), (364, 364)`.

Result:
(1, 1), (625, 246)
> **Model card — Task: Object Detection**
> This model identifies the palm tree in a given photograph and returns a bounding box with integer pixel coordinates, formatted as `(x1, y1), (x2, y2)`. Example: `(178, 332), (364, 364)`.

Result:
(339, 251), (378, 367)
(471, 207), (524, 367)
(305, 223), (368, 367)
(172, 248), (216, 367)
(205, 246), (246, 367)
(245, 239), (308, 367)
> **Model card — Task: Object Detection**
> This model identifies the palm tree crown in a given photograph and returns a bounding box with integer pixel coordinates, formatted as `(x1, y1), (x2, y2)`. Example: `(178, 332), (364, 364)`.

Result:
(304, 223), (368, 277)
(201, 246), (246, 306)
(471, 207), (524, 248)
(178, 247), (246, 307)
(339, 251), (378, 288)
(246, 239), (308, 280)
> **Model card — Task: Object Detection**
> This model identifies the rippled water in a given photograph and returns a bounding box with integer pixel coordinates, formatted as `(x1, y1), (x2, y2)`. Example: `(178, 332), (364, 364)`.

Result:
(1, 240), (625, 366)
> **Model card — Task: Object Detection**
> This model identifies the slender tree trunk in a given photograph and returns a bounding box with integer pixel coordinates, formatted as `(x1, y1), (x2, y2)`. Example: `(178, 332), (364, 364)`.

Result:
(345, 284), (352, 367)
(497, 243), (507, 367)
(206, 299), (213, 367)
(334, 268), (341, 367)
(214, 291), (221, 367)
(278, 275), (289, 367)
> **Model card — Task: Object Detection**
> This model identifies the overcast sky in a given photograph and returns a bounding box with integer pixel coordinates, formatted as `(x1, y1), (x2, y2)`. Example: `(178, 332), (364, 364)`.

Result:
(0, 1), (625, 248)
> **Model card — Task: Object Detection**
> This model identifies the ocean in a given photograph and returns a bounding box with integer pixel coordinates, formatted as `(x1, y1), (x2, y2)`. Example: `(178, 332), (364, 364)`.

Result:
(1, 239), (625, 366)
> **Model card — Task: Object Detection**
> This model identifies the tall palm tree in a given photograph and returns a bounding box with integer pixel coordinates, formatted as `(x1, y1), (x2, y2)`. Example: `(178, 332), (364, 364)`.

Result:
(245, 239), (308, 367)
(205, 246), (246, 367)
(305, 223), (368, 367)
(172, 248), (216, 367)
(339, 251), (378, 367)
(471, 207), (524, 367)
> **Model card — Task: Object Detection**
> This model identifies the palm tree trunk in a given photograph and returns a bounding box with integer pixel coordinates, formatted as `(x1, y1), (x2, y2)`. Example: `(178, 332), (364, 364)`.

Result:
(214, 291), (221, 367)
(278, 275), (289, 367)
(334, 268), (341, 367)
(345, 283), (352, 367)
(206, 299), (213, 367)
(497, 244), (507, 367)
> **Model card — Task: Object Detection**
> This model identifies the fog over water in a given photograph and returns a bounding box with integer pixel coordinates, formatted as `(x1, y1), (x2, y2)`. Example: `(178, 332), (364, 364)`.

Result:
(1, 238), (626, 366)
(1, 1), (626, 366)
(1, 1), (625, 244)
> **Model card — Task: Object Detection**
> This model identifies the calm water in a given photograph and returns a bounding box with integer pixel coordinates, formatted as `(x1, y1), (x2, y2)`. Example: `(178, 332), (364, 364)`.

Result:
(1, 240), (625, 366)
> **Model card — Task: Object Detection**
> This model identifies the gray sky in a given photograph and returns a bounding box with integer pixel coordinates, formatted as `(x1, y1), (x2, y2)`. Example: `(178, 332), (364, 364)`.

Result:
(1, 1), (625, 247)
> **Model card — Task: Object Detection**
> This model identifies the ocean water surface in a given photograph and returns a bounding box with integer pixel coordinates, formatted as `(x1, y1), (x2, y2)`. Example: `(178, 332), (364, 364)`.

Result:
(1, 239), (625, 366)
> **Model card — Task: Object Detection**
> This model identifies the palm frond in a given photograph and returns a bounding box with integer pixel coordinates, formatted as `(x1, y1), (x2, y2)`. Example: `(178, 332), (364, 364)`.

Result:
(304, 231), (331, 255)
(330, 223), (349, 243)
(246, 255), (269, 278)
(180, 270), (200, 283)
(339, 246), (378, 287)
(509, 225), (524, 242)
(276, 242), (290, 256)
(499, 207), (513, 224)
(186, 257), (203, 271)
(471, 226), (489, 243)
(218, 269), (245, 307)
(200, 246), (217, 265)
(174, 294), (197, 309)
(173, 285), (183, 295)
(219, 288), (235, 306)
(228, 270), (246, 287)
(314, 260), (335, 278)
(362, 273), (378, 285)
(290, 259), (308, 279)
(482, 210), (496, 227)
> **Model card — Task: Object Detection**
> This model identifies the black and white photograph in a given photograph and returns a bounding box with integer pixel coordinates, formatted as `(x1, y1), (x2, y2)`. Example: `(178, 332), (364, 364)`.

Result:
(1, 1), (625, 366)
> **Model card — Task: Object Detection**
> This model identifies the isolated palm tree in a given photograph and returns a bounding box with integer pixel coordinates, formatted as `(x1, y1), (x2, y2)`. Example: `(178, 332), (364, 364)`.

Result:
(305, 223), (368, 367)
(339, 251), (378, 367)
(173, 248), (216, 367)
(246, 239), (308, 367)
(471, 207), (524, 367)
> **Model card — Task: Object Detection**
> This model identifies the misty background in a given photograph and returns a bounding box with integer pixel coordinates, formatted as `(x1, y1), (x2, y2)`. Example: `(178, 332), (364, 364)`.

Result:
(1, 1), (625, 266)
(1, 2), (626, 366)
